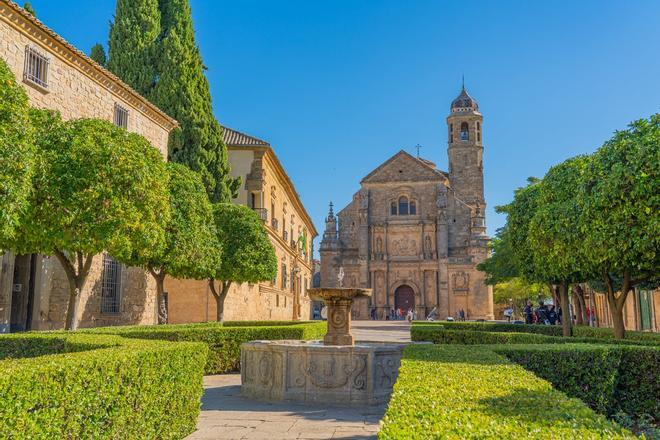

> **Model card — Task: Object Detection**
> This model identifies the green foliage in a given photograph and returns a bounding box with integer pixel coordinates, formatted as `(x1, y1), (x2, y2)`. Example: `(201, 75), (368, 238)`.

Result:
(497, 178), (544, 284)
(128, 162), (220, 279)
(22, 1), (35, 16)
(411, 321), (660, 345)
(17, 118), (169, 262)
(493, 277), (549, 314)
(86, 321), (325, 374)
(108, 0), (240, 202)
(378, 344), (634, 439)
(107, 0), (160, 96)
(498, 345), (660, 423)
(529, 156), (591, 284)
(580, 114), (660, 280)
(89, 43), (107, 67)
(476, 226), (519, 284)
(212, 204), (277, 285)
(0, 58), (34, 247)
(0, 332), (207, 439)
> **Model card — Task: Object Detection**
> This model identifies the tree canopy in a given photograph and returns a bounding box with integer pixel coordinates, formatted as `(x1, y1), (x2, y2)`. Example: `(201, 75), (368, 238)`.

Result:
(209, 204), (277, 322)
(127, 162), (221, 323)
(14, 117), (169, 329)
(89, 44), (107, 67)
(0, 59), (34, 247)
(579, 114), (660, 338)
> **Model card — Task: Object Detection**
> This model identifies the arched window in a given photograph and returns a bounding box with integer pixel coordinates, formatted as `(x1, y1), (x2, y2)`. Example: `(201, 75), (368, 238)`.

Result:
(390, 201), (397, 215)
(449, 123), (453, 142)
(409, 201), (417, 215)
(460, 122), (469, 140)
(398, 196), (409, 215)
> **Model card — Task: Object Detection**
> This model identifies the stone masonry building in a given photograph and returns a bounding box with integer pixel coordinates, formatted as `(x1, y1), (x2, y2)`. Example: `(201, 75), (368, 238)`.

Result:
(0, 0), (177, 331)
(320, 87), (494, 320)
(166, 127), (318, 322)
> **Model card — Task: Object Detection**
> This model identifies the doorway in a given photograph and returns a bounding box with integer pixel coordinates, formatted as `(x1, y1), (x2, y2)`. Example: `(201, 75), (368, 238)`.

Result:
(394, 285), (415, 312)
(10, 254), (37, 332)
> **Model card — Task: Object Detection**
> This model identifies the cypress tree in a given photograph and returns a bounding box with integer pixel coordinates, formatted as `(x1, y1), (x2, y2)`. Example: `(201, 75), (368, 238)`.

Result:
(107, 0), (239, 202)
(107, 0), (160, 97)
(89, 44), (107, 67)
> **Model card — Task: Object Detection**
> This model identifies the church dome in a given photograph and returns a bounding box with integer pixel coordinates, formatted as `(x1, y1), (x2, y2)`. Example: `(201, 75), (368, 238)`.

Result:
(451, 87), (479, 112)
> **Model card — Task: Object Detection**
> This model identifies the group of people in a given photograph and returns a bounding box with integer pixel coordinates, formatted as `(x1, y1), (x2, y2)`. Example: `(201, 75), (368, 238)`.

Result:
(523, 301), (560, 325)
(370, 307), (417, 322)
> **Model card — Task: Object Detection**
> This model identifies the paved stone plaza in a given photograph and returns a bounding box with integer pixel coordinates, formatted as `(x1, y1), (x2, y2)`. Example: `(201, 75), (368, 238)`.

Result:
(186, 321), (410, 440)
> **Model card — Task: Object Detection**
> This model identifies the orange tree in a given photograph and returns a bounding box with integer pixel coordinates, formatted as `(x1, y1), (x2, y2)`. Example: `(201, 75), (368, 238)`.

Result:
(0, 59), (34, 246)
(14, 116), (169, 330)
(579, 115), (659, 339)
(126, 162), (221, 323)
(208, 204), (277, 323)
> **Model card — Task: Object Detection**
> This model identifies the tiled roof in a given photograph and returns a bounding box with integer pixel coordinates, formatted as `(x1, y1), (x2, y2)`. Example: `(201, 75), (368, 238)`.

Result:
(1, 0), (177, 130)
(222, 126), (270, 147)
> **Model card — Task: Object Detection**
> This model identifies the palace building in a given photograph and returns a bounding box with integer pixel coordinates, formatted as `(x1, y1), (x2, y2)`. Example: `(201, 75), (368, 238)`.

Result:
(166, 127), (318, 322)
(320, 87), (494, 320)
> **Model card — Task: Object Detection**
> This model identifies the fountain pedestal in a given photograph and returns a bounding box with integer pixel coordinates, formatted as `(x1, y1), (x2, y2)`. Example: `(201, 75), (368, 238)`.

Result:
(310, 288), (370, 346)
(240, 287), (403, 406)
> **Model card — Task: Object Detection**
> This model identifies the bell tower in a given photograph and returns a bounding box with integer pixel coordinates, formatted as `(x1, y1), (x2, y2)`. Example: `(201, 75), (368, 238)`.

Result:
(446, 84), (485, 207)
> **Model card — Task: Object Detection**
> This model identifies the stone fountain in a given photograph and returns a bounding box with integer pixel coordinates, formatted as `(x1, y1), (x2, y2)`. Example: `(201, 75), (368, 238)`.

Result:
(241, 268), (403, 405)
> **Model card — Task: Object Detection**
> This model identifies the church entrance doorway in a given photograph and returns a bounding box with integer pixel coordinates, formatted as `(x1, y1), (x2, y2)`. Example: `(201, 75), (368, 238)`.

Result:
(394, 285), (415, 312)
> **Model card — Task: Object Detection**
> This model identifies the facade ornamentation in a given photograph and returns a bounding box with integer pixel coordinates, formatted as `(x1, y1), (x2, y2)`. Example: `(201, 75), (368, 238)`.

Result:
(320, 87), (494, 320)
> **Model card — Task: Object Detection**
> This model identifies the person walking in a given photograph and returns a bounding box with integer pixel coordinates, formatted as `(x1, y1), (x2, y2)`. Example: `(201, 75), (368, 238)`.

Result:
(524, 301), (534, 324)
(547, 305), (558, 325)
(459, 308), (466, 322)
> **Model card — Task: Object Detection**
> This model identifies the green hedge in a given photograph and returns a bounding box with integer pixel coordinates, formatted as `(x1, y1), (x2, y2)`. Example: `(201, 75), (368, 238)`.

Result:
(86, 321), (326, 374)
(222, 320), (321, 327)
(411, 326), (652, 346)
(0, 333), (207, 439)
(497, 344), (660, 423)
(413, 321), (660, 344)
(379, 344), (634, 439)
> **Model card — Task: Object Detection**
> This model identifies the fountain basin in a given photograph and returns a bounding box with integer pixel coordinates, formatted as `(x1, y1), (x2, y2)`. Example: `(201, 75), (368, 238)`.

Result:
(241, 340), (403, 405)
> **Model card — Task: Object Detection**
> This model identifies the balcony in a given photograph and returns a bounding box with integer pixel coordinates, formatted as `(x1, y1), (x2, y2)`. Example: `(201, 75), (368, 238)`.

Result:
(271, 217), (279, 230)
(283, 230), (289, 242)
(252, 208), (268, 222)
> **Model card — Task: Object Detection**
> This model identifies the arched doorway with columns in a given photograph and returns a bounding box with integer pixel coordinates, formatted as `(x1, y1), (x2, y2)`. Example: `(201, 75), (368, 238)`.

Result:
(394, 284), (415, 312)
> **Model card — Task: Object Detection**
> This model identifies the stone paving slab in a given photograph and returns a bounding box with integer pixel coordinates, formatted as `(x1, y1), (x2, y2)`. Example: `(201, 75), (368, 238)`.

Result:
(186, 374), (385, 440)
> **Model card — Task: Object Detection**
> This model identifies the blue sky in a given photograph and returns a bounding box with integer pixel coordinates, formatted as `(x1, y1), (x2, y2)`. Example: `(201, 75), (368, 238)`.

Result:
(25, 0), (660, 250)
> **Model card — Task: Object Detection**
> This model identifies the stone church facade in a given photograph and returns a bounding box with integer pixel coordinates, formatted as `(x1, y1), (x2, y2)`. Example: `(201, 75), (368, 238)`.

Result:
(320, 87), (493, 320)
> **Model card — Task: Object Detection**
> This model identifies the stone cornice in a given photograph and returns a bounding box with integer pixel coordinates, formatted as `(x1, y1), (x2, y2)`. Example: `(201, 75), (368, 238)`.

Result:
(1, 0), (178, 132)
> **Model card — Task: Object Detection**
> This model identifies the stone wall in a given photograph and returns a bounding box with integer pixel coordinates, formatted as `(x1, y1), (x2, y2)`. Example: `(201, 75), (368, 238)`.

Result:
(165, 278), (311, 323)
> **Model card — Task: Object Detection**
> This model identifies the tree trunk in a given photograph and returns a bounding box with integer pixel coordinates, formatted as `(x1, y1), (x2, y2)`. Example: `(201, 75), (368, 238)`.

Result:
(549, 284), (560, 309)
(209, 279), (231, 323)
(149, 268), (168, 325)
(603, 270), (632, 340)
(558, 281), (572, 337)
(55, 250), (93, 331)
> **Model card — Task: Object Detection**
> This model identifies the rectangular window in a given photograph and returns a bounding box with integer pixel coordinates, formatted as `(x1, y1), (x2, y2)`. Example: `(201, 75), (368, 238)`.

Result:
(101, 254), (122, 314)
(113, 103), (129, 129)
(24, 46), (49, 89)
(281, 264), (288, 289)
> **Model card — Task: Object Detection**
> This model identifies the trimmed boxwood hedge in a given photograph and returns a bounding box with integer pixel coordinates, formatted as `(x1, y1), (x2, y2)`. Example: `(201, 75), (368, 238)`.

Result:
(413, 321), (660, 344)
(410, 326), (653, 347)
(85, 321), (326, 374)
(0, 333), (207, 439)
(497, 344), (660, 423)
(379, 344), (635, 439)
